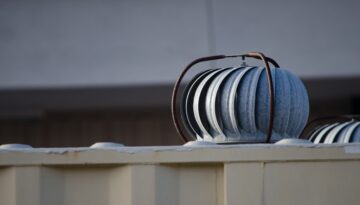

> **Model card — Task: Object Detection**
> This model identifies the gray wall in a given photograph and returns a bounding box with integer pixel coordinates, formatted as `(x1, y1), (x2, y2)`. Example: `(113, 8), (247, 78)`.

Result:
(1, 0), (360, 146)
(1, 0), (360, 89)
(0, 0), (210, 88)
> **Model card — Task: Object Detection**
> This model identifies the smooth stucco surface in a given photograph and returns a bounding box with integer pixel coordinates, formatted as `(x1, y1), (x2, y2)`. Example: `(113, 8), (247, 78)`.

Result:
(1, 0), (360, 89)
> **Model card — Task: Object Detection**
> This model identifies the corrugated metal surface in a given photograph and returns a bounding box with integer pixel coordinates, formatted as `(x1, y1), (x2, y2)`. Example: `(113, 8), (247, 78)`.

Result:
(1, 144), (360, 205)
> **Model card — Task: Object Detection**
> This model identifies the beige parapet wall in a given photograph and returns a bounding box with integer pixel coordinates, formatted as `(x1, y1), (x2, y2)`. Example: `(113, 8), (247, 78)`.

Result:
(1, 144), (360, 205)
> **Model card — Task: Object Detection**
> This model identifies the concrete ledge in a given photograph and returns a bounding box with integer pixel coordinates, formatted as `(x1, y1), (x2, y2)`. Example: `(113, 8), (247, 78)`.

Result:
(1, 144), (360, 205)
(1, 144), (360, 166)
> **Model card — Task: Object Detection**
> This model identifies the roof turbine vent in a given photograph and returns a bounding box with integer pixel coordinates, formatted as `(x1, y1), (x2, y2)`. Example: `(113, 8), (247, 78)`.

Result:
(172, 52), (309, 144)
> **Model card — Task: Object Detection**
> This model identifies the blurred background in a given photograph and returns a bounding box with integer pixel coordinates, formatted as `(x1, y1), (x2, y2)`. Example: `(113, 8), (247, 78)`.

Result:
(0, 0), (359, 147)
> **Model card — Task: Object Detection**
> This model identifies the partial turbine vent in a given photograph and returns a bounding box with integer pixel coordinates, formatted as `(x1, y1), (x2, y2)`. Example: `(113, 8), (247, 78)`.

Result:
(304, 116), (360, 144)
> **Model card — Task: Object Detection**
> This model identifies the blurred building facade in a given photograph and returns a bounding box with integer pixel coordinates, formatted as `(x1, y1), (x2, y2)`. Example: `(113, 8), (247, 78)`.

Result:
(0, 0), (360, 147)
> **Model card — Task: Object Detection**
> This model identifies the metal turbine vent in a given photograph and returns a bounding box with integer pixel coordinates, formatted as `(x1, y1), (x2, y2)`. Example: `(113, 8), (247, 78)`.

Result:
(302, 115), (360, 144)
(171, 52), (309, 144)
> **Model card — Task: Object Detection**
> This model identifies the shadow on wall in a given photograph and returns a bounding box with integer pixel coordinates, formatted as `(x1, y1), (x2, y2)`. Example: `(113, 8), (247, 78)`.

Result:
(0, 109), (182, 147)
(0, 77), (359, 147)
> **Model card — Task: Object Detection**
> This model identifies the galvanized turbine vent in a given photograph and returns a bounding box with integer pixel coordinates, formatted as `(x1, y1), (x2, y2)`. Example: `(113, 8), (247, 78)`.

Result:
(303, 116), (360, 144)
(172, 52), (309, 144)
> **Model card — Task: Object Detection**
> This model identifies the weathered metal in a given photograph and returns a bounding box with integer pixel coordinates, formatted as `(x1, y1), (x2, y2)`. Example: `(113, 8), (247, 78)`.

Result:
(172, 52), (309, 143)
(304, 116), (360, 143)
